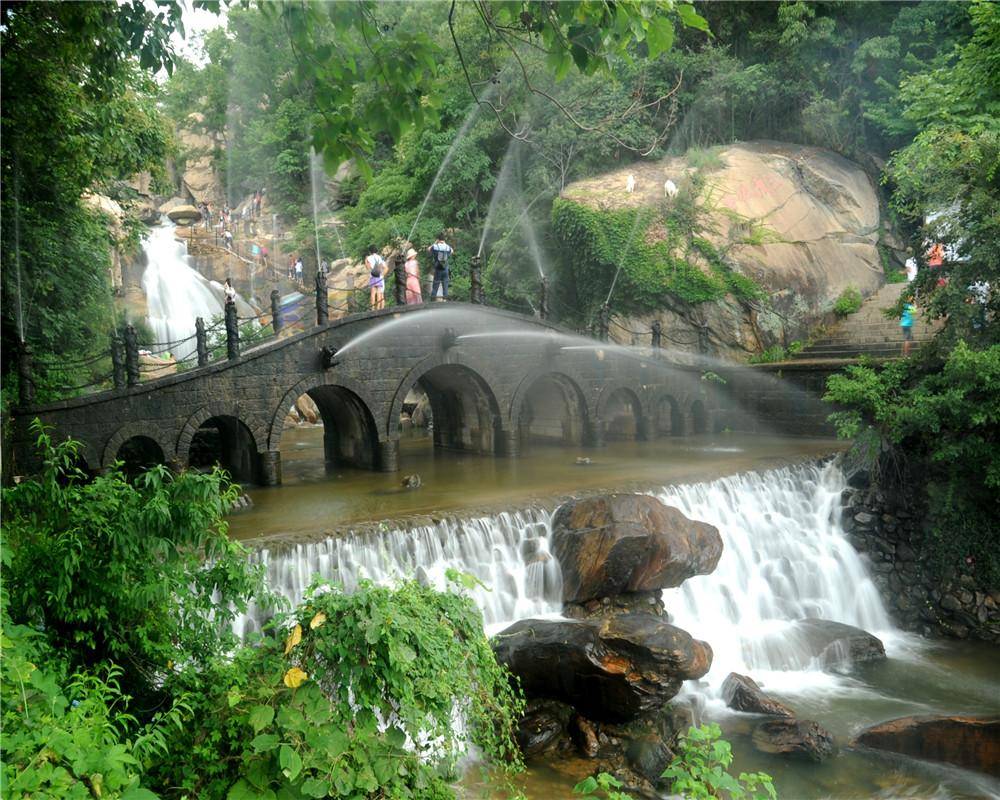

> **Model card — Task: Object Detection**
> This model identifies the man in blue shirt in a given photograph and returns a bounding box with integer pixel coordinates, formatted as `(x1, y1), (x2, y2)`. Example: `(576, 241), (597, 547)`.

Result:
(900, 295), (915, 357)
(427, 233), (453, 301)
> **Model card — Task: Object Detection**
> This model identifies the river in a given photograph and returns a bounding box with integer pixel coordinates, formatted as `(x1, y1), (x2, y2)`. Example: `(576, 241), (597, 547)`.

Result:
(227, 426), (999, 800)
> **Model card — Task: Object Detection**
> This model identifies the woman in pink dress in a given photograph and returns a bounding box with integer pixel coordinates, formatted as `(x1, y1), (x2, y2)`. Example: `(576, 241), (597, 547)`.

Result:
(404, 248), (422, 304)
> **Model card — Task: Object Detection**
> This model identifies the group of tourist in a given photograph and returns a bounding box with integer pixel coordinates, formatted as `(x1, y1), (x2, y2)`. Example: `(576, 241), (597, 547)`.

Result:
(366, 232), (453, 310)
(898, 241), (991, 355)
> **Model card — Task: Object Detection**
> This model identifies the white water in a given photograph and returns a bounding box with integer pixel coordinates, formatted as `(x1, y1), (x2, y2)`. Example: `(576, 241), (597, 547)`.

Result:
(142, 223), (226, 361)
(239, 461), (902, 694)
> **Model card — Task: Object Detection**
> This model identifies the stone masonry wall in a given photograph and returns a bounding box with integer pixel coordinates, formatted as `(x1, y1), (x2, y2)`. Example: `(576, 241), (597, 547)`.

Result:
(840, 474), (1000, 644)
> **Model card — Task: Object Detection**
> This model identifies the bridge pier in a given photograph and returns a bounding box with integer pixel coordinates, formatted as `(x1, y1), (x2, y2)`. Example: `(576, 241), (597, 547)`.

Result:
(500, 428), (519, 458)
(377, 439), (399, 472)
(259, 450), (282, 486)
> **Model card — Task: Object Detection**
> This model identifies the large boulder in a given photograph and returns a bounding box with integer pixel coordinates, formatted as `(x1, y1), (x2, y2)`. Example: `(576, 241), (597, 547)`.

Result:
(492, 614), (711, 722)
(752, 718), (835, 762)
(177, 113), (224, 204)
(721, 673), (794, 717)
(788, 618), (886, 668)
(558, 141), (887, 360)
(852, 715), (1000, 778)
(551, 494), (722, 604)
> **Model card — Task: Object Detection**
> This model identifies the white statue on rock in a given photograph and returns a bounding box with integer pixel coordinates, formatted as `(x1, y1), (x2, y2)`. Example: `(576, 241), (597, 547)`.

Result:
(664, 179), (678, 198)
(625, 174), (636, 193)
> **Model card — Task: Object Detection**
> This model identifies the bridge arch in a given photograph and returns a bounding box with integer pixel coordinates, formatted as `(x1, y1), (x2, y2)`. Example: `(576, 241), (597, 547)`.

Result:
(102, 421), (174, 475)
(270, 374), (383, 471)
(388, 355), (505, 458)
(177, 404), (268, 484)
(512, 370), (591, 448)
(651, 393), (684, 437)
(597, 383), (648, 441)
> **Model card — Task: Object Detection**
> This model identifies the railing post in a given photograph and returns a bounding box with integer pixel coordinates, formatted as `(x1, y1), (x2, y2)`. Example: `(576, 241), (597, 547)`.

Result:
(195, 317), (209, 367)
(316, 269), (328, 325)
(271, 288), (283, 333)
(538, 276), (549, 320)
(393, 253), (406, 306)
(651, 320), (662, 354)
(470, 255), (484, 305)
(17, 342), (34, 406)
(598, 302), (610, 342)
(225, 302), (240, 360)
(111, 331), (126, 388)
(124, 324), (140, 386)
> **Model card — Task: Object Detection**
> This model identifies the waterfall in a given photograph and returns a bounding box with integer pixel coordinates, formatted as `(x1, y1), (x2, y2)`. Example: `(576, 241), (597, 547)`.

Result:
(239, 461), (897, 693)
(141, 222), (226, 360)
(658, 462), (895, 695)
(236, 509), (565, 639)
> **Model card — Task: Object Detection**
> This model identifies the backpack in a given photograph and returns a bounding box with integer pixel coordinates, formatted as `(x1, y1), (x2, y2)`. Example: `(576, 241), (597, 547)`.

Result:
(432, 244), (450, 269)
(368, 255), (383, 277)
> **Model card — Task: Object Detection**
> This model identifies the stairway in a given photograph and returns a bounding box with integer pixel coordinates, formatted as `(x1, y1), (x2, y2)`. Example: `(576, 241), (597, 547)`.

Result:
(793, 282), (939, 361)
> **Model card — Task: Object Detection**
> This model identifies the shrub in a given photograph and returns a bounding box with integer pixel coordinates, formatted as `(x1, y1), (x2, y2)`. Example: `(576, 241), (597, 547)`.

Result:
(825, 342), (1000, 584)
(833, 285), (863, 316)
(662, 723), (777, 800)
(153, 577), (525, 799)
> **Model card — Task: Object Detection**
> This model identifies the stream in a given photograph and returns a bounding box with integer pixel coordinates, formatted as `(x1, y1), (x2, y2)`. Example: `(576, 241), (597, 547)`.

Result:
(229, 428), (1000, 800)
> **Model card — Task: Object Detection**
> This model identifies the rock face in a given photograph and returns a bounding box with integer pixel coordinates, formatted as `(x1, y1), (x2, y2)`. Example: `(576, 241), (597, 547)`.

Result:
(721, 673), (794, 717)
(559, 141), (887, 360)
(752, 718), (835, 762)
(551, 494), (723, 604)
(492, 615), (711, 722)
(852, 715), (1000, 778)
(177, 113), (224, 204)
(788, 618), (886, 667)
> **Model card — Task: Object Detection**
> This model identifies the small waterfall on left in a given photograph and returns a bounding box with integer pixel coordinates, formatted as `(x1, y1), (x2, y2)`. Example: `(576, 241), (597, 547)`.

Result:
(142, 222), (225, 360)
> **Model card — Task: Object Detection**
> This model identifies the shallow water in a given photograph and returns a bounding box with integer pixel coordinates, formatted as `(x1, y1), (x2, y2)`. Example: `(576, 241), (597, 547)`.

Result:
(230, 428), (846, 541)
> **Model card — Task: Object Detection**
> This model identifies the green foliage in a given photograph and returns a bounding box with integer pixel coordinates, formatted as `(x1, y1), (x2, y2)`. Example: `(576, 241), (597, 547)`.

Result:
(748, 341), (803, 364)
(3, 430), (527, 800)
(833, 286), (863, 317)
(2, 422), (265, 693)
(152, 578), (524, 799)
(825, 342), (1000, 584)
(0, 616), (183, 800)
(661, 724), (777, 800)
(573, 771), (633, 800)
(550, 192), (763, 323)
(882, 2), (1000, 346)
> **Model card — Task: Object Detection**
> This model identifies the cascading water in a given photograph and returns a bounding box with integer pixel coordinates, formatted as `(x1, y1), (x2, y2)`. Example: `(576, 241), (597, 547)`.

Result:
(658, 462), (898, 697)
(238, 460), (898, 688)
(142, 222), (225, 360)
(236, 508), (564, 639)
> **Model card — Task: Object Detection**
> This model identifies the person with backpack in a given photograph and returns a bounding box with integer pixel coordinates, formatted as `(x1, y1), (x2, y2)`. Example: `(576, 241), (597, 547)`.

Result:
(427, 233), (453, 301)
(366, 245), (387, 310)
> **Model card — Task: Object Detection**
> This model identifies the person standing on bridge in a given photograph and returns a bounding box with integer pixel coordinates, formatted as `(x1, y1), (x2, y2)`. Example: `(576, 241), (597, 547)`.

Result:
(294, 256), (304, 287)
(427, 232), (453, 301)
(224, 277), (237, 305)
(404, 248), (422, 305)
(366, 246), (387, 310)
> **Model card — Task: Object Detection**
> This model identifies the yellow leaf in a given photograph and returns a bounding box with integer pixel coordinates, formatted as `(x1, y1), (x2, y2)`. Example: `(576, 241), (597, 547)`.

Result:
(309, 611), (327, 630)
(283, 667), (308, 688)
(284, 624), (302, 655)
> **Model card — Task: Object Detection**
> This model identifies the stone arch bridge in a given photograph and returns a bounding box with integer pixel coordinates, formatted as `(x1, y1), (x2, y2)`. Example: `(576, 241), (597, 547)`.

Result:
(11, 304), (727, 485)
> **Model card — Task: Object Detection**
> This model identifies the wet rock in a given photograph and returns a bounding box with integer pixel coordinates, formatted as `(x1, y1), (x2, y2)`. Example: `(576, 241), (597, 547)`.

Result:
(721, 673), (794, 717)
(294, 394), (320, 424)
(551, 493), (722, 604)
(788, 618), (886, 667)
(575, 457), (593, 466)
(570, 714), (600, 758)
(852, 715), (1000, 778)
(563, 590), (667, 621)
(853, 511), (876, 526)
(515, 699), (572, 758)
(400, 474), (422, 490)
(492, 615), (711, 722)
(940, 593), (962, 612)
(752, 718), (834, 762)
